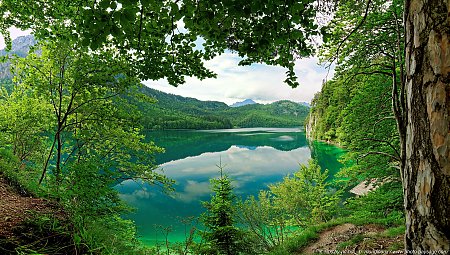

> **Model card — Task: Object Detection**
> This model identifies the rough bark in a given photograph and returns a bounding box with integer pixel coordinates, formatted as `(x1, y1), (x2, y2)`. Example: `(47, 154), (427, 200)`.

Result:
(403, 0), (450, 250)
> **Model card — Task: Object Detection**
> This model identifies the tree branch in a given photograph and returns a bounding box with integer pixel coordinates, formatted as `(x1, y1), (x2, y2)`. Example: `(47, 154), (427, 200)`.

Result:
(327, 0), (372, 66)
(67, 92), (120, 115)
(358, 151), (400, 162)
(361, 138), (401, 159)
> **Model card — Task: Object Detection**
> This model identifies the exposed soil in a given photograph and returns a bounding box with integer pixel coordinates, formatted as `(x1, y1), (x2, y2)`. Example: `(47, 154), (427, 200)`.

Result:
(0, 175), (54, 238)
(0, 174), (82, 255)
(303, 223), (356, 254)
(302, 223), (405, 254)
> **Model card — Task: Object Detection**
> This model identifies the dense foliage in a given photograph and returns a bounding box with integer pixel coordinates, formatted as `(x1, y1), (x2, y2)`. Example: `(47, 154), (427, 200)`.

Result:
(132, 87), (310, 130)
(199, 168), (245, 255)
(0, 38), (171, 254)
(307, 0), (403, 182)
(295, 0), (406, 250)
(0, 0), (323, 87)
(238, 160), (341, 252)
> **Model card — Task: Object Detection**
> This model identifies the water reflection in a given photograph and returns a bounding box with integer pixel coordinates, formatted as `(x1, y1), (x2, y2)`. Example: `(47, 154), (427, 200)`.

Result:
(116, 128), (344, 245)
(147, 128), (308, 164)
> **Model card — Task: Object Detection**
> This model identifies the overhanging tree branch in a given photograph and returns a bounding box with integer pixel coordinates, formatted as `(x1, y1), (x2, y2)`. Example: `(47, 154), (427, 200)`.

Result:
(327, 0), (373, 66)
(358, 151), (400, 163)
(362, 138), (401, 159)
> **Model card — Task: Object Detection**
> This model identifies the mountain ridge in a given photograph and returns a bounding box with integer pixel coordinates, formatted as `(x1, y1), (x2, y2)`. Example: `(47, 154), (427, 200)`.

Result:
(133, 86), (309, 129)
(230, 99), (257, 107)
(0, 35), (36, 79)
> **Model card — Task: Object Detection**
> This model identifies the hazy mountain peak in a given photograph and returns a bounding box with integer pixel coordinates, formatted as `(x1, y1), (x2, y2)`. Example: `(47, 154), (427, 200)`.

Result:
(0, 35), (35, 56)
(0, 35), (36, 79)
(300, 102), (311, 107)
(230, 99), (257, 107)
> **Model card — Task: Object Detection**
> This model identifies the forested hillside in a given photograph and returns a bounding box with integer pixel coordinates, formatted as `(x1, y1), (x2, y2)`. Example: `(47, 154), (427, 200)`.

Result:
(131, 86), (310, 129)
(0, 36), (309, 130)
(306, 0), (403, 208)
(1, 0), (449, 253)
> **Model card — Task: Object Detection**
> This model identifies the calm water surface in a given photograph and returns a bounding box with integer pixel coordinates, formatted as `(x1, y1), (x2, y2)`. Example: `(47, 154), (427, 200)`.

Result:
(115, 128), (344, 245)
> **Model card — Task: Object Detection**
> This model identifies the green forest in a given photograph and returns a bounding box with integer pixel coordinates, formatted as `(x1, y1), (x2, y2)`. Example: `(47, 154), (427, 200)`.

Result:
(0, 0), (449, 254)
(132, 87), (309, 129)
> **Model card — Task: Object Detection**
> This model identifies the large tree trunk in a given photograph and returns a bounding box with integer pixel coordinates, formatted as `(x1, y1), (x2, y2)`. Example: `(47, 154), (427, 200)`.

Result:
(403, 0), (450, 250)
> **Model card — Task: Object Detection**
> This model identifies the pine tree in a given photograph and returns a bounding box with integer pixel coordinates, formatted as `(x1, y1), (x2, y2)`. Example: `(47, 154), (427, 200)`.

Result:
(200, 164), (241, 255)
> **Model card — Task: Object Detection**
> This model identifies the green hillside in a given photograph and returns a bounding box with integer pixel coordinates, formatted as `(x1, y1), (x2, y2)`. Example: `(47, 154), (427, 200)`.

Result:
(131, 86), (309, 129)
(0, 36), (308, 130)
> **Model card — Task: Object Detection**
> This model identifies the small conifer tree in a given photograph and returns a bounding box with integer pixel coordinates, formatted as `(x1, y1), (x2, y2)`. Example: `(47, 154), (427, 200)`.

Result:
(200, 163), (241, 255)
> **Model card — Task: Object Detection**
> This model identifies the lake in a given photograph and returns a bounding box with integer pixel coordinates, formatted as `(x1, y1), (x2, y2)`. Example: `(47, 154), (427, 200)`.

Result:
(115, 128), (344, 245)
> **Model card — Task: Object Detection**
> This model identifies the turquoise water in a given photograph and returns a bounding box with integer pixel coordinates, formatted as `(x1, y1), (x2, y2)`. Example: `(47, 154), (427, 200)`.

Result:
(115, 128), (344, 245)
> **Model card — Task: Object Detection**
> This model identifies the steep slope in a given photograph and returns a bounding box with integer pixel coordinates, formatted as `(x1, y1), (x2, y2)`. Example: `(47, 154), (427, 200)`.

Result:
(132, 87), (233, 129)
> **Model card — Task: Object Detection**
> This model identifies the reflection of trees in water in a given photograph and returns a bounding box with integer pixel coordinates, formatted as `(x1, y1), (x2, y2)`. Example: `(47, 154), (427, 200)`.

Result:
(147, 130), (308, 164)
(308, 141), (345, 179)
(120, 131), (345, 245)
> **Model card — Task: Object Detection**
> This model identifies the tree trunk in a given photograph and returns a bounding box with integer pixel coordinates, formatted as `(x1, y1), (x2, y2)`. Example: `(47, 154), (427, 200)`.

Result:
(55, 126), (62, 184)
(403, 0), (450, 250)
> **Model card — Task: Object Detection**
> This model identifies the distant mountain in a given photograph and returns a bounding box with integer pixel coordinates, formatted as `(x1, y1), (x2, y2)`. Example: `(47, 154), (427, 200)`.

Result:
(230, 99), (257, 107)
(130, 87), (310, 130)
(300, 102), (311, 107)
(0, 35), (35, 57)
(0, 35), (36, 79)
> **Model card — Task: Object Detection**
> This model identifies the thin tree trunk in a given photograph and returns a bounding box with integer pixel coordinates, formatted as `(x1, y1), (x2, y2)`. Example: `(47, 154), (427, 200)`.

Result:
(55, 125), (62, 184)
(403, 0), (450, 250)
(39, 134), (57, 185)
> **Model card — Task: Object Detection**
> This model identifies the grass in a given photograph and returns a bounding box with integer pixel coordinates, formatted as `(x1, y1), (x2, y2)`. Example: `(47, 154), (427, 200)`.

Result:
(336, 234), (364, 250)
(267, 218), (348, 255)
(388, 241), (404, 251)
(267, 214), (405, 255)
(382, 225), (406, 238)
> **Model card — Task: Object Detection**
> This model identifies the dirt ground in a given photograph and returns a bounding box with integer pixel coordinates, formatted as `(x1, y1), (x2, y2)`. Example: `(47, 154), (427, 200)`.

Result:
(302, 223), (405, 254)
(0, 175), (52, 238)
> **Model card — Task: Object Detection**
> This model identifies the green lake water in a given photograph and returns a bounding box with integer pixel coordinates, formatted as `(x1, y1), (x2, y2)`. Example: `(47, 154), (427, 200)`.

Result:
(115, 128), (345, 246)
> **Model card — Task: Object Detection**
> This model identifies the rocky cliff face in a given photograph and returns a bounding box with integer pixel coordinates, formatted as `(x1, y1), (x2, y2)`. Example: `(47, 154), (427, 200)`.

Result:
(0, 35), (36, 79)
(305, 111), (316, 139)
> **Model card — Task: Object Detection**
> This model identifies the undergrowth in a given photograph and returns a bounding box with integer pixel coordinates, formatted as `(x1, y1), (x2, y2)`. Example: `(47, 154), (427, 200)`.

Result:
(268, 181), (405, 255)
(0, 149), (151, 255)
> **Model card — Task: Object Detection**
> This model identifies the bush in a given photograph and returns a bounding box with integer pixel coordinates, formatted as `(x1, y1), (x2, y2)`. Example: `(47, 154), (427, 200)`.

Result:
(344, 181), (404, 226)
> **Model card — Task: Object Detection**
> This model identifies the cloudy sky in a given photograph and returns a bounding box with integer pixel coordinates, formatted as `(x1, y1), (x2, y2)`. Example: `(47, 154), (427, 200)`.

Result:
(2, 28), (333, 105)
(144, 53), (333, 105)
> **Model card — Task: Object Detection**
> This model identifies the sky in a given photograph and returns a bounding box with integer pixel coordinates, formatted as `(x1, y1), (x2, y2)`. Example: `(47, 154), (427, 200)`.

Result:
(1, 28), (334, 105)
(144, 53), (334, 105)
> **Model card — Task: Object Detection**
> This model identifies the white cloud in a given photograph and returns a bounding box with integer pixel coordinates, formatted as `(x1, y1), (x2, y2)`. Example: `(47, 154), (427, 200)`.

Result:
(1, 27), (333, 104)
(174, 180), (211, 203)
(118, 187), (155, 204)
(143, 53), (334, 105)
(161, 145), (311, 179)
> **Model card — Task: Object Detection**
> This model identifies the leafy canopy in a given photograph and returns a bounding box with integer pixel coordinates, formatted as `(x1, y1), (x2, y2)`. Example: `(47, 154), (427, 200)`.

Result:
(0, 0), (323, 87)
